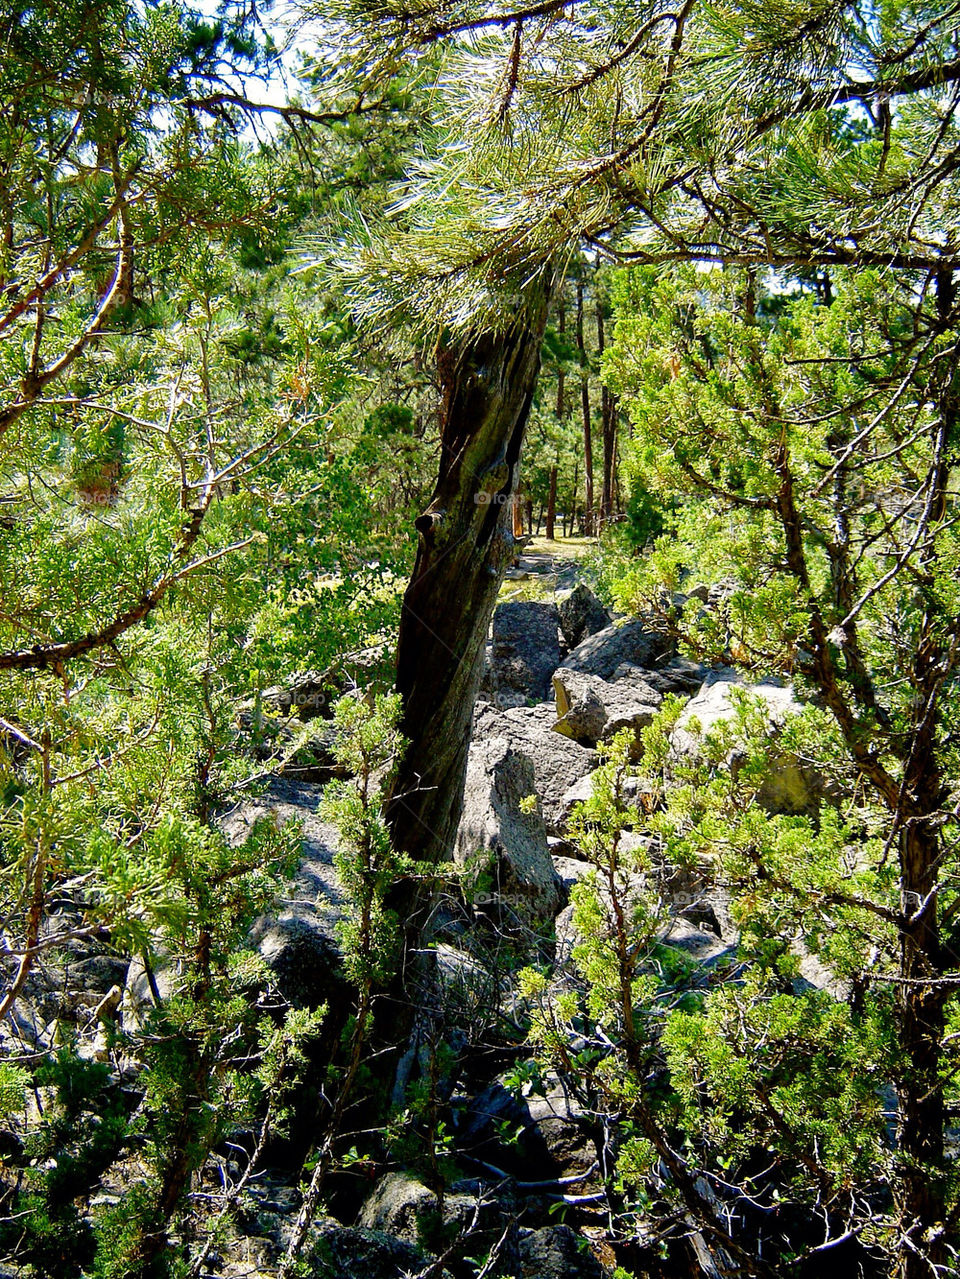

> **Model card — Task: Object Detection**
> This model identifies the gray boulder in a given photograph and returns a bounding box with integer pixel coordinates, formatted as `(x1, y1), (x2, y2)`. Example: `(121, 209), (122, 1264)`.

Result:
(304, 1222), (432, 1279)
(558, 583), (610, 651)
(670, 670), (822, 815)
(473, 702), (597, 834)
(491, 600), (562, 700)
(455, 737), (564, 923)
(358, 1172), (478, 1249)
(612, 655), (707, 696)
(556, 772), (601, 829)
(555, 770), (654, 832)
(518, 1226), (604, 1279)
(460, 1073), (598, 1182)
(434, 943), (499, 1017)
(560, 616), (672, 680)
(552, 670), (608, 745)
(553, 669), (663, 756)
(222, 779), (350, 1007)
(599, 681), (663, 758)
(552, 855), (594, 891)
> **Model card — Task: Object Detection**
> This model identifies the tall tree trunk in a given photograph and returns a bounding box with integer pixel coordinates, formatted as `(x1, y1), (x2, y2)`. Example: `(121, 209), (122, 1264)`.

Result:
(892, 270), (956, 1279)
(596, 295), (617, 526)
(896, 763), (946, 1279)
(512, 482), (525, 539)
(556, 300), (566, 418)
(386, 286), (550, 879)
(576, 278), (593, 536)
(567, 444), (579, 539)
(547, 296), (565, 542)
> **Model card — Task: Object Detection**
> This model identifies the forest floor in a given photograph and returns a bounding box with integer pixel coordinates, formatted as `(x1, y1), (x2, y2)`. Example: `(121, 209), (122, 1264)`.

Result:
(500, 536), (600, 602)
(524, 533), (598, 559)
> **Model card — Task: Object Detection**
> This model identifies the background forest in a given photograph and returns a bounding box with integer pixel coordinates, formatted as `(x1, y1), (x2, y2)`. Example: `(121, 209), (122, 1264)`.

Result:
(0, 2), (958, 1278)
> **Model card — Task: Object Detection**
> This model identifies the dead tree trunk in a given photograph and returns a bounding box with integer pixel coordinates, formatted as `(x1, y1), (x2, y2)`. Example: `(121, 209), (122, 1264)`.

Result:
(387, 286), (550, 876)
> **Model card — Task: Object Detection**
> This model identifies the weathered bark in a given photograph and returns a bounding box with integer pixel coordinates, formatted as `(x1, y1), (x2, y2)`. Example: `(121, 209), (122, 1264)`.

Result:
(895, 754), (946, 1279)
(892, 586), (948, 1279)
(386, 283), (551, 873)
(576, 278), (593, 536)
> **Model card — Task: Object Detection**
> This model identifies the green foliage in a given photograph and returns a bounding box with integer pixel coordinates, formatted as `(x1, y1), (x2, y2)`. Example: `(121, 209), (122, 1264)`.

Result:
(321, 693), (408, 989)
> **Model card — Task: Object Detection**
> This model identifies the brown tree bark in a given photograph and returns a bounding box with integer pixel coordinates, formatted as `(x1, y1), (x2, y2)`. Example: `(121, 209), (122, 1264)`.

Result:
(575, 277), (593, 536)
(555, 299), (566, 418)
(386, 283), (551, 878)
(547, 295), (565, 542)
(545, 464), (557, 539)
(512, 482), (525, 538)
(596, 294), (618, 525)
(889, 270), (957, 1279)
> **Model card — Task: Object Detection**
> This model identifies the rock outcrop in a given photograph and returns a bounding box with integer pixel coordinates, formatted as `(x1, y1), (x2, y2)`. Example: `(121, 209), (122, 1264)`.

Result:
(222, 780), (351, 1008)
(553, 668), (662, 755)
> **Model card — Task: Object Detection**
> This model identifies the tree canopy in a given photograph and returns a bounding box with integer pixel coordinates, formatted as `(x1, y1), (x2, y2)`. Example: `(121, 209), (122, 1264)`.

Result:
(0, 3), (959, 1278)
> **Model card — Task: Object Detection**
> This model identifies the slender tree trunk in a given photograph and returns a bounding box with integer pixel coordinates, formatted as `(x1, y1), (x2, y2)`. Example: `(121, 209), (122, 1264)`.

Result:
(548, 296), (565, 543)
(596, 293), (617, 526)
(576, 278), (593, 536)
(386, 284), (550, 878)
(568, 444), (579, 539)
(556, 300), (566, 418)
(512, 483), (525, 539)
(894, 602), (946, 1279)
